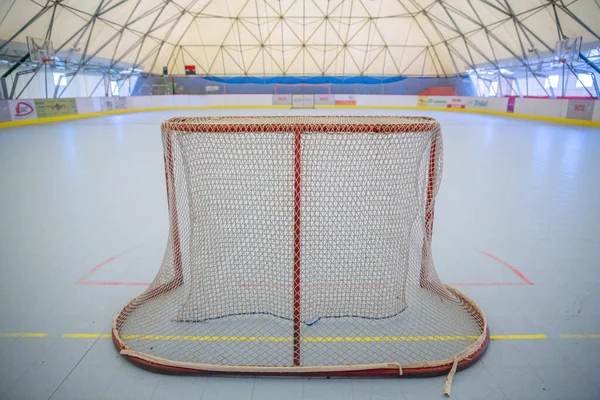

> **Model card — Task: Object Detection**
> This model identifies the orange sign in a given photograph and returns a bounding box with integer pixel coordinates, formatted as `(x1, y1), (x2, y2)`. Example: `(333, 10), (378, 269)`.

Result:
(335, 95), (356, 106)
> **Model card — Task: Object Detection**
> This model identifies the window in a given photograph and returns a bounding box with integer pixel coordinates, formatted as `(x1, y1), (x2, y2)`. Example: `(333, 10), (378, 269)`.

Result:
(110, 81), (120, 95)
(544, 75), (559, 89)
(490, 81), (499, 96)
(53, 72), (66, 86)
(576, 74), (593, 88)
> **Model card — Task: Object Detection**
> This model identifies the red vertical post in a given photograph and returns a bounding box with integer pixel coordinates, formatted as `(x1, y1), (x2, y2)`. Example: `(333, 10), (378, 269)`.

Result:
(420, 137), (437, 288)
(293, 125), (302, 366)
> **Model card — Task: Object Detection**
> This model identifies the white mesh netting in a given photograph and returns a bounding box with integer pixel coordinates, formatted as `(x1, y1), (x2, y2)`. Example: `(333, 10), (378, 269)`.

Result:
(113, 116), (488, 375)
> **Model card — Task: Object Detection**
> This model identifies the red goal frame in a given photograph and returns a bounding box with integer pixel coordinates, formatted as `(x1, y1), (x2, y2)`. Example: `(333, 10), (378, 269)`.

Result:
(113, 117), (489, 378)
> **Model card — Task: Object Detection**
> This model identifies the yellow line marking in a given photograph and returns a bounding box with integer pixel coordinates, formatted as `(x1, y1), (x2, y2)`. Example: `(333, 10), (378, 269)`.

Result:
(302, 336), (482, 342)
(490, 334), (547, 340)
(4, 333), (598, 341)
(120, 335), (292, 341)
(61, 333), (112, 339)
(0, 333), (47, 338)
(117, 335), (483, 342)
(60, 334), (542, 342)
(0, 104), (598, 129)
(560, 334), (600, 339)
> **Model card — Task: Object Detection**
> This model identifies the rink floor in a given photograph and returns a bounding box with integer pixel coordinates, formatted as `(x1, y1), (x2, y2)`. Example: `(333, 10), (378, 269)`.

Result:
(0, 108), (599, 399)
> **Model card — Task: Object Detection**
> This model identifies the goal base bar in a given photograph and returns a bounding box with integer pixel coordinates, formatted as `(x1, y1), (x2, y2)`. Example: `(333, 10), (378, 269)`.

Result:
(113, 285), (489, 378)
(113, 328), (490, 378)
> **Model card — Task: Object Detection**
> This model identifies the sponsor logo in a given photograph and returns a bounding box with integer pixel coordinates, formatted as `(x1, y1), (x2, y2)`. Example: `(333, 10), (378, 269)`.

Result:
(50, 103), (66, 111)
(506, 96), (516, 113)
(566, 99), (595, 120)
(428, 99), (447, 105)
(335, 95), (356, 106)
(474, 100), (488, 107)
(15, 102), (34, 117)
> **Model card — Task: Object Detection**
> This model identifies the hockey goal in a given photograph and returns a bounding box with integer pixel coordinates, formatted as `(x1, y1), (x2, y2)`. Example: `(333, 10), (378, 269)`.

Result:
(291, 94), (315, 109)
(113, 116), (489, 379)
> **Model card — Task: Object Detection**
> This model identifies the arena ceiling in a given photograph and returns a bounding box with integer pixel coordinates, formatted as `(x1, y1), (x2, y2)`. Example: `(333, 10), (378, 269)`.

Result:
(0, 0), (599, 76)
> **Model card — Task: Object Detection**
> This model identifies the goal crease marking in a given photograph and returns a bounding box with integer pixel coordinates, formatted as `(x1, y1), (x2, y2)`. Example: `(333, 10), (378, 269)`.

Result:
(480, 251), (534, 285)
(76, 247), (150, 286)
(76, 255), (121, 284)
(447, 282), (528, 287)
(78, 251), (532, 288)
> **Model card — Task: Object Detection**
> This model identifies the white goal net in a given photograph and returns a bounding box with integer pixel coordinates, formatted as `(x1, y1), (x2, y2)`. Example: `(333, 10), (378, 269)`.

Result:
(113, 116), (488, 378)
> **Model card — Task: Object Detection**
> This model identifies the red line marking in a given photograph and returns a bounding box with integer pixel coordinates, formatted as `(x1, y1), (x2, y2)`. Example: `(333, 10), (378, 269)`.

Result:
(76, 249), (150, 286)
(239, 282), (527, 288)
(238, 283), (387, 289)
(80, 251), (533, 288)
(480, 252), (534, 285)
(447, 282), (528, 287)
(76, 256), (120, 284)
(79, 281), (151, 286)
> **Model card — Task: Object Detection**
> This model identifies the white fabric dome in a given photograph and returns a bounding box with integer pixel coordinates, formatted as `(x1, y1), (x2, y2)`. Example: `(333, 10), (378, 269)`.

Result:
(0, 0), (598, 76)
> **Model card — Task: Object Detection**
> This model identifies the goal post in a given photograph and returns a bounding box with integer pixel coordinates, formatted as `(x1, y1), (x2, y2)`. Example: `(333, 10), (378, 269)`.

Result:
(113, 116), (489, 378)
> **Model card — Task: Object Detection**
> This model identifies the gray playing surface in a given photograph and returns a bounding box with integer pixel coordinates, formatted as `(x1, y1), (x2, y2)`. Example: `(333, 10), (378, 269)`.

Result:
(1, 108), (599, 399)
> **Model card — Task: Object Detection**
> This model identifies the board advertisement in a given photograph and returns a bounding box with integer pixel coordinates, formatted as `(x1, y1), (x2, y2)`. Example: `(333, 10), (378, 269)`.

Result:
(272, 94), (291, 105)
(75, 97), (99, 114)
(426, 97), (448, 108)
(566, 99), (595, 120)
(335, 95), (356, 106)
(314, 94), (334, 105)
(34, 98), (78, 118)
(507, 96), (516, 113)
(418, 96), (490, 110)
(100, 96), (127, 111)
(471, 99), (489, 110)
(446, 97), (466, 109)
(8, 99), (37, 120)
